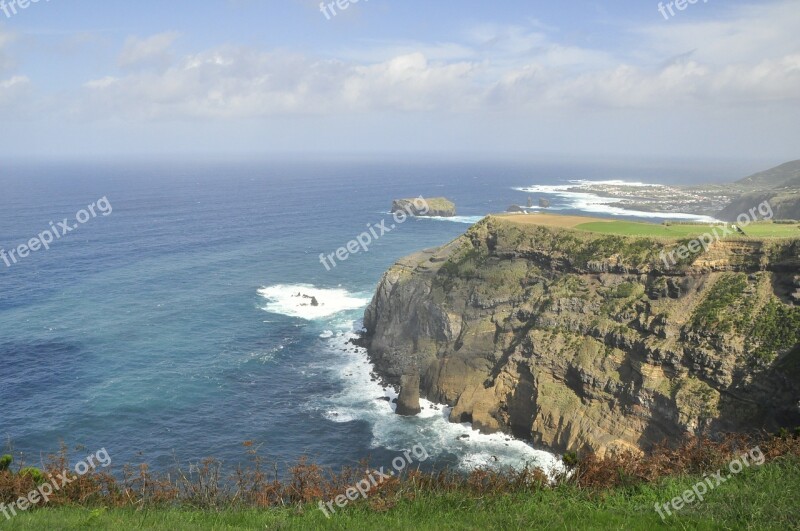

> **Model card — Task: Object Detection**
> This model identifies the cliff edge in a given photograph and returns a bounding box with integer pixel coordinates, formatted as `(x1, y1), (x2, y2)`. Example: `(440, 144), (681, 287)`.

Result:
(363, 215), (800, 456)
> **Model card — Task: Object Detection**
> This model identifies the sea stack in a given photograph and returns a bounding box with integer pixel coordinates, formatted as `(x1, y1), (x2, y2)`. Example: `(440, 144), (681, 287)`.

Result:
(395, 372), (421, 416)
(392, 197), (456, 217)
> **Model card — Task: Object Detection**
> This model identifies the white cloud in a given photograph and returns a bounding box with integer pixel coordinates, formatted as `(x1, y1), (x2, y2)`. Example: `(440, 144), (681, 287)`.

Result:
(82, 47), (480, 120)
(118, 31), (180, 70)
(0, 75), (31, 115)
(0, 0), (794, 168)
(0, 75), (28, 88)
(84, 76), (119, 89)
(70, 1), (796, 122)
(0, 28), (15, 73)
(636, 0), (800, 66)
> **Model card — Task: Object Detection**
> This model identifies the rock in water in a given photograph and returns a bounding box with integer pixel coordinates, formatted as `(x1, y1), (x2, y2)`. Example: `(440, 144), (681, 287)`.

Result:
(539, 198), (551, 208)
(391, 198), (456, 217)
(395, 372), (421, 416)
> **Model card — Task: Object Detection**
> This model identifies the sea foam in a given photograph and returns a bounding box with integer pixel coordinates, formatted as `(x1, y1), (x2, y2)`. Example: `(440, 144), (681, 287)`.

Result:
(258, 284), (371, 320)
(316, 326), (564, 476)
(515, 181), (719, 222)
(420, 215), (486, 225)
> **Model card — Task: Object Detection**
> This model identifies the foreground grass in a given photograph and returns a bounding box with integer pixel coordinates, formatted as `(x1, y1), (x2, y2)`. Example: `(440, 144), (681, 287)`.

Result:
(5, 457), (798, 530)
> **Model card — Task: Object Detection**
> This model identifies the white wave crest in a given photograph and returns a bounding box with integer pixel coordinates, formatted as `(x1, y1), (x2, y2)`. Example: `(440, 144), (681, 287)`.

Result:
(258, 284), (370, 320)
(315, 327), (564, 477)
(421, 215), (485, 224)
(515, 181), (719, 222)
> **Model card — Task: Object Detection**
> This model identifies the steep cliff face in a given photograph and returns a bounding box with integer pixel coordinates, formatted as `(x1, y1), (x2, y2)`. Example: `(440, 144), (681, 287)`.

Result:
(363, 216), (800, 456)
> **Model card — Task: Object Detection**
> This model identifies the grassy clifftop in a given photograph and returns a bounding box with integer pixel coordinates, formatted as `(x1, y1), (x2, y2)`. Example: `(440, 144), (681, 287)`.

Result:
(471, 214), (800, 271)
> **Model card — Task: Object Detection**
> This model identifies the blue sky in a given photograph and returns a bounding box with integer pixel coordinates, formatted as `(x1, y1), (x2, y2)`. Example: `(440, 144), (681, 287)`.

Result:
(1, 0), (798, 160)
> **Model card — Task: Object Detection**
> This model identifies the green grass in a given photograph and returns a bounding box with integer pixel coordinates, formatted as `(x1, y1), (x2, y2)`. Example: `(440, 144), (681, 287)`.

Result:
(690, 273), (749, 332)
(4, 457), (799, 530)
(575, 221), (800, 239)
(748, 298), (800, 362)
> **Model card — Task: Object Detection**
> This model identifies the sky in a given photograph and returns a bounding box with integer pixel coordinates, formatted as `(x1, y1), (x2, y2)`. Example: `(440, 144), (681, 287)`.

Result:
(0, 0), (798, 161)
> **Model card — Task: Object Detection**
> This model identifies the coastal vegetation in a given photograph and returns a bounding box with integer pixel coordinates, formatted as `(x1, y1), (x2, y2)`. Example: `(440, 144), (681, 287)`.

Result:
(2, 433), (799, 529)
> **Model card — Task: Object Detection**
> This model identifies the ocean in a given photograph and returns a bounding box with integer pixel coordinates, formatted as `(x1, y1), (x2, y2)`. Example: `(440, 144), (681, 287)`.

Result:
(0, 158), (738, 476)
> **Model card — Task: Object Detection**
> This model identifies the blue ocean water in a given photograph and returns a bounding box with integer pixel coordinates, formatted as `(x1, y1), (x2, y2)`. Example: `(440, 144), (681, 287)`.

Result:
(0, 158), (734, 474)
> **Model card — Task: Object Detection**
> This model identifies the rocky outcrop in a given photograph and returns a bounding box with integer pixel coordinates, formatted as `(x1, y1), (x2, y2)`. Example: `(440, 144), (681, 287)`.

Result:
(392, 197), (456, 217)
(395, 372), (422, 416)
(362, 216), (800, 456)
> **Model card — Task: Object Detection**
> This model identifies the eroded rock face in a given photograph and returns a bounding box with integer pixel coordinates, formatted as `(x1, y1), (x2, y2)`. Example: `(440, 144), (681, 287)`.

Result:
(362, 216), (800, 456)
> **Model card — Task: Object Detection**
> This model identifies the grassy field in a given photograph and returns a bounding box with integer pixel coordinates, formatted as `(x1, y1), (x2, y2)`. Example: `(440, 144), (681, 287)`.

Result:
(494, 213), (800, 239)
(4, 456), (798, 530)
(576, 220), (800, 239)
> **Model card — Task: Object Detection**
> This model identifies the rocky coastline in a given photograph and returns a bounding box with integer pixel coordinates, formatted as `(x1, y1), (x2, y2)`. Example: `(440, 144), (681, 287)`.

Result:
(361, 215), (800, 456)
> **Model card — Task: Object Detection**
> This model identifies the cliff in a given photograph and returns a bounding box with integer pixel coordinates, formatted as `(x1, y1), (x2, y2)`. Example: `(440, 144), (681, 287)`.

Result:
(363, 215), (800, 456)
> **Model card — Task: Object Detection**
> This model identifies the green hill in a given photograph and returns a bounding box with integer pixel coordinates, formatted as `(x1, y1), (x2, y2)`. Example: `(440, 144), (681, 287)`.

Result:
(717, 160), (800, 221)
(736, 159), (800, 190)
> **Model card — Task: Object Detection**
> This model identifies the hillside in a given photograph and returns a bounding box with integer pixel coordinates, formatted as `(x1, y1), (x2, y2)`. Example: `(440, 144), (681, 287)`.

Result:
(735, 160), (800, 190)
(718, 160), (800, 221)
(718, 190), (800, 222)
(363, 214), (800, 456)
